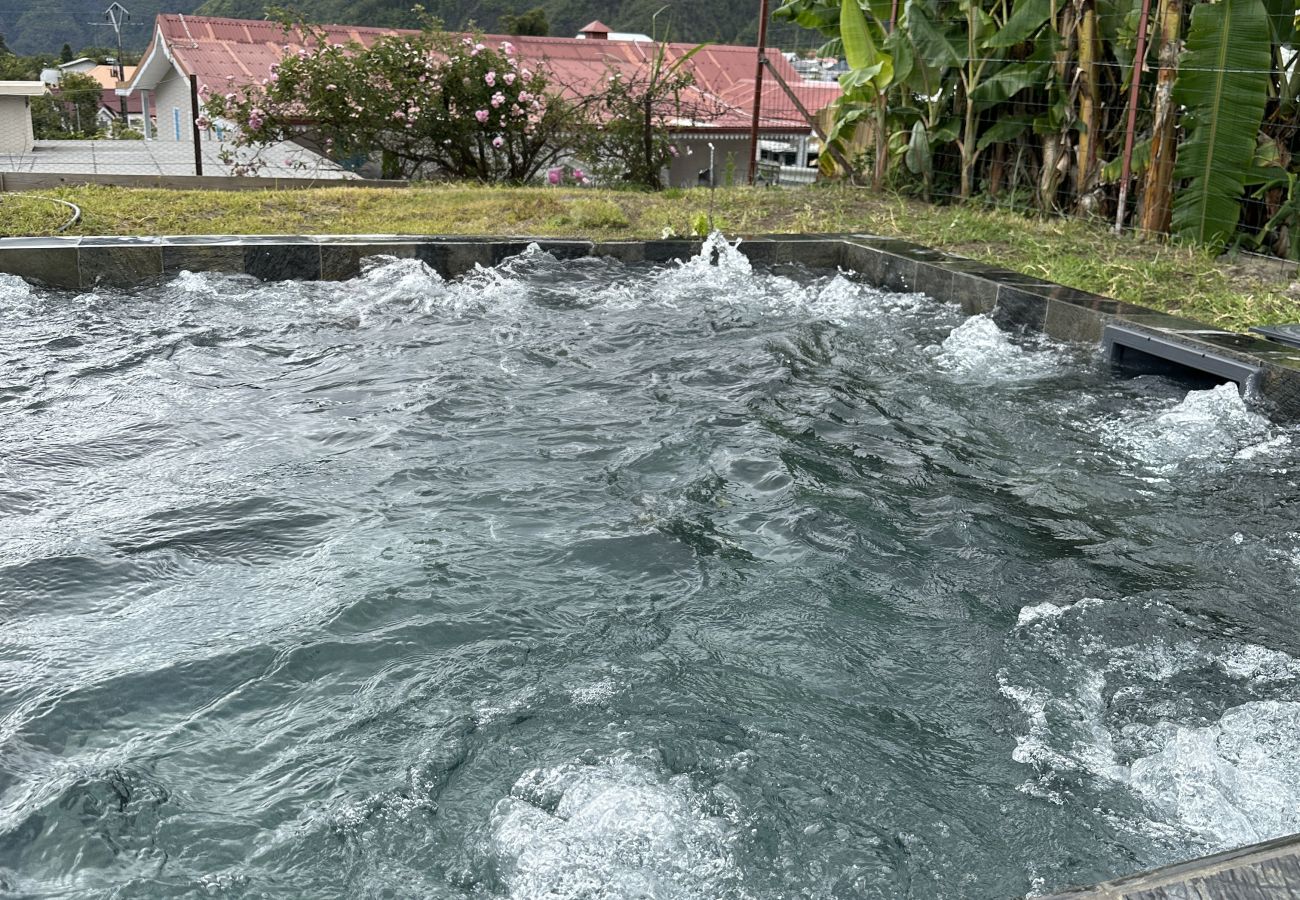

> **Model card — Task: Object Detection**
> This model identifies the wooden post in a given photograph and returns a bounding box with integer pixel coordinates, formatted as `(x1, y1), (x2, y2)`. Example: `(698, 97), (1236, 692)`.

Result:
(1114, 0), (1153, 234)
(1074, 0), (1100, 211)
(189, 73), (203, 176)
(1138, 0), (1183, 236)
(748, 0), (771, 185)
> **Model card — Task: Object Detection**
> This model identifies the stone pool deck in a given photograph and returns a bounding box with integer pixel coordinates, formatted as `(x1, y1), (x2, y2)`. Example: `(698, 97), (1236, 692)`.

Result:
(2, 233), (1299, 423)
(1045, 832), (1300, 899)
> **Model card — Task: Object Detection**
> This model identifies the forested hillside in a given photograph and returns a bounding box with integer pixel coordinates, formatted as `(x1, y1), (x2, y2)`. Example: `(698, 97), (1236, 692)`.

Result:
(192, 0), (763, 44)
(0, 0), (202, 54)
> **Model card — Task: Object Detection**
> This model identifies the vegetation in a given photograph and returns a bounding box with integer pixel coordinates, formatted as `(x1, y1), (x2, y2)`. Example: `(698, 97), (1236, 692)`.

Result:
(30, 71), (102, 139)
(1, 183), (1293, 330)
(776, 0), (1300, 256)
(205, 19), (705, 188)
(0, 1), (202, 54)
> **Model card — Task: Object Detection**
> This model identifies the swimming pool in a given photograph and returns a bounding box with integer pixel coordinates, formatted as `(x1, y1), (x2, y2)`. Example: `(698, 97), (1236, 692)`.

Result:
(1, 237), (1297, 898)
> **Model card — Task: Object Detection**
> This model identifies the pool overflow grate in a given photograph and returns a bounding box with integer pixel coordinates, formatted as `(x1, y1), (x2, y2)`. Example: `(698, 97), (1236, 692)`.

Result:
(1250, 323), (1300, 349)
(1102, 323), (1262, 391)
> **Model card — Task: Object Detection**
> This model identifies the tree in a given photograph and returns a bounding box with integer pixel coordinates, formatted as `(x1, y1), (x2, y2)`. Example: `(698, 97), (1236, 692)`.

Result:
(204, 23), (583, 180)
(571, 42), (717, 189)
(60, 43), (73, 63)
(501, 7), (549, 36)
(31, 71), (103, 138)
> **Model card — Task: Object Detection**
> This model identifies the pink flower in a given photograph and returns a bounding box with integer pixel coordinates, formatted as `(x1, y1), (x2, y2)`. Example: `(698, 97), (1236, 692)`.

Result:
(503, 72), (516, 86)
(517, 91), (531, 103)
(475, 109), (489, 123)
(669, 145), (679, 156)
(547, 167), (561, 185)
(392, 109), (405, 119)
(502, 41), (514, 54)
(510, 104), (523, 116)
(485, 71), (496, 87)
(195, 115), (211, 129)
(492, 135), (504, 148)
(491, 91), (505, 108)
(573, 168), (585, 180)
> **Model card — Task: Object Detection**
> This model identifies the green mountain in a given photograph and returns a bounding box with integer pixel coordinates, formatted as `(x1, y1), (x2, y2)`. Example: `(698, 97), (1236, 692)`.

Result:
(192, 0), (767, 45)
(0, 0), (203, 55)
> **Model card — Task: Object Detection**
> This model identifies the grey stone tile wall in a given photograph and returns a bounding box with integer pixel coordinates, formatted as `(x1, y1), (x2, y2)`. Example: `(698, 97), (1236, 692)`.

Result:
(3, 232), (1300, 421)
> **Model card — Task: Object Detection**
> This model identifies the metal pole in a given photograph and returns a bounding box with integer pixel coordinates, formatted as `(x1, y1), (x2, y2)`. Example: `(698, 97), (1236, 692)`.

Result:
(747, 0), (771, 185)
(762, 56), (855, 175)
(1114, 0), (1153, 234)
(189, 73), (203, 176)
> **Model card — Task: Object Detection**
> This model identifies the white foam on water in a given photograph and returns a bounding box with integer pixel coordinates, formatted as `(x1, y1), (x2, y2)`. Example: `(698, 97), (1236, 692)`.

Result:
(934, 315), (1060, 382)
(668, 231), (753, 285)
(1129, 701), (1300, 847)
(0, 272), (33, 305)
(1002, 597), (1300, 851)
(1104, 382), (1281, 474)
(488, 753), (750, 900)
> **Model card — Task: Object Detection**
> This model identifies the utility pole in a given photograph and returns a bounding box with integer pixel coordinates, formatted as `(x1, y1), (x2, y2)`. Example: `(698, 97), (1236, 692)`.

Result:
(91, 3), (135, 126)
(747, 0), (770, 185)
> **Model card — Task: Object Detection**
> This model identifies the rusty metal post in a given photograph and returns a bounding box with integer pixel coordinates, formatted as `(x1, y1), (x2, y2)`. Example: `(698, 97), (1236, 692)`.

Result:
(747, 0), (771, 185)
(1114, 0), (1153, 234)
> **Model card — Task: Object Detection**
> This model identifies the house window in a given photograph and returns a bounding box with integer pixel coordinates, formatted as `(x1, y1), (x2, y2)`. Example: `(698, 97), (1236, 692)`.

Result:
(173, 107), (180, 141)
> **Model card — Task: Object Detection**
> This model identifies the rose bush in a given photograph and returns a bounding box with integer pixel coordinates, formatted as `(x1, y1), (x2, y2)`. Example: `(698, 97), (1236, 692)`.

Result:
(204, 24), (579, 181)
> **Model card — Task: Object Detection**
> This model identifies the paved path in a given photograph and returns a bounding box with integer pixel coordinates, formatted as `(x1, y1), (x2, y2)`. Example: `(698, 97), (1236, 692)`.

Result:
(0, 140), (356, 179)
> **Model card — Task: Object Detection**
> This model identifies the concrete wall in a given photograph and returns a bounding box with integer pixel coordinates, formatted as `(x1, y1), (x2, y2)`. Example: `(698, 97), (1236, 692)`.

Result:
(0, 96), (35, 154)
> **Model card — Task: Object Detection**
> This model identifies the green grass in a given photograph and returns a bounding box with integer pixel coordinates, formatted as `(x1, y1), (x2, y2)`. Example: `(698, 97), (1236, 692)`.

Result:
(2, 182), (1296, 332)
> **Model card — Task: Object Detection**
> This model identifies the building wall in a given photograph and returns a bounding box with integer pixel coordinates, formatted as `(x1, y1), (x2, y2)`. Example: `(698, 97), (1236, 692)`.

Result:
(154, 67), (195, 142)
(0, 96), (35, 154)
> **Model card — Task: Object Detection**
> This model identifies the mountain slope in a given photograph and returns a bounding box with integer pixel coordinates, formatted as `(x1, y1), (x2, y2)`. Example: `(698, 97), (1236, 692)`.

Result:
(0, 0), (203, 55)
(192, 0), (764, 45)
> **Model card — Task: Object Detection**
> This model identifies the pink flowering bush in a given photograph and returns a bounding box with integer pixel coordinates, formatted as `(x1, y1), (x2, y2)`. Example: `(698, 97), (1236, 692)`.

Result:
(204, 21), (578, 181)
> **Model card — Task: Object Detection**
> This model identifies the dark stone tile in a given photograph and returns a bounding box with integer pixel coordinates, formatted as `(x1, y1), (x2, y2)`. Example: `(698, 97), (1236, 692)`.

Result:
(320, 243), (419, 281)
(81, 236), (162, 247)
(778, 240), (844, 269)
(535, 240), (595, 260)
(79, 246), (164, 289)
(643, 240), (702, 263)
(1261, 366), (1300, 421)
(875, 252), (918, 292)
(490, 242), (535, 265)
(416, 242), (493, 279)
(840, 243), (884, 281)
(244, 244), (321, 281)
(1112, 311), (1218, 333)
(1045, 298), (1107, 344)
(163, 245), (245, 276)
(593, 242), (645, 263)
(737, 240), (779, 265)
(949, 271), (1000, 315)
(159, 235), (245, 247)
(913, 261), (955, 303)
(0, 247), (81, 289)
(993, 285), (1048, 331)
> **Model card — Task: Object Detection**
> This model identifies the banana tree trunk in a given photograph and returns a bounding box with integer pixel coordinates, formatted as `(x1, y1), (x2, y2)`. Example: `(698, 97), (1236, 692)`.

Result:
(1137, 0), (1183, 235)
(874, 94), (889, 190)
(1074, 0), (1101, 212)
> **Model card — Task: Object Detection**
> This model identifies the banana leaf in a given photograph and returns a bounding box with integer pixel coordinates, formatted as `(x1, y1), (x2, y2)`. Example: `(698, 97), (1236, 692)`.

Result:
(976, 113), (1035, 152)
(902, 0), (962, 69)
(840, 0), (893, 91)
(1170, 0), (1272, 249)
(984, 0), (1054, 48)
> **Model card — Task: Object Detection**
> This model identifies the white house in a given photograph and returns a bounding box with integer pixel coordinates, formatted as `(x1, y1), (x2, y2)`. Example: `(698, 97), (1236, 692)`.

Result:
(0, 82), (46, 154)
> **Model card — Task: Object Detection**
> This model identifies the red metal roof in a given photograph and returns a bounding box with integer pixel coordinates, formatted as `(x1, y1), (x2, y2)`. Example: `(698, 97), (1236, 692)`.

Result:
(143, 14), (839, 134)
(578, 20), (611, 34)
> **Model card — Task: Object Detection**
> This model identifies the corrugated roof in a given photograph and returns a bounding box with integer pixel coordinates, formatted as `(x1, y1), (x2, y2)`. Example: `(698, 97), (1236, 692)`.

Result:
(136, 14), (838, 134)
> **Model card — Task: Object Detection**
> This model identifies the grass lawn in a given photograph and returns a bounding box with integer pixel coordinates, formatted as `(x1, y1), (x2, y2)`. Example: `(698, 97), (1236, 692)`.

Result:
(2, 183), (1297, 332)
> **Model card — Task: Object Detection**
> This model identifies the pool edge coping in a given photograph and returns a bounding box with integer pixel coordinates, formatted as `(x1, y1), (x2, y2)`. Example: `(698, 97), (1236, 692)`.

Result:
(3, 232), (1299, 421)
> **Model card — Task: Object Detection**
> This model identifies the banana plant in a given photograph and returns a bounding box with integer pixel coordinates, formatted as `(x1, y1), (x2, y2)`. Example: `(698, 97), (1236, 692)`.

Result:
(1169, 0), (1273, 249)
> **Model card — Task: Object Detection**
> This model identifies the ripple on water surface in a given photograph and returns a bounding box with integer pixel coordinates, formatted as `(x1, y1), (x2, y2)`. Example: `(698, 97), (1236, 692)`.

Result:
(0, 239), (1298, 899)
